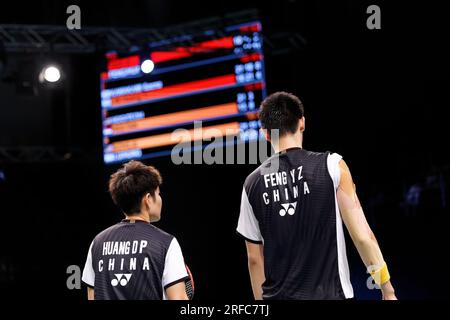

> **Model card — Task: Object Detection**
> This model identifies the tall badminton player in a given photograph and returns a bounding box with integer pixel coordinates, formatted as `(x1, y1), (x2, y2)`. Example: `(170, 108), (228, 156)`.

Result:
(82, 160), (189, 300)
(236, 92), (397, 300)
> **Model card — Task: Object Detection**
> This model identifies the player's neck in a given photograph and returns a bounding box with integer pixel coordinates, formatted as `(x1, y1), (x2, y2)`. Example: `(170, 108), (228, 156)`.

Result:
(125, 213), (150, 223)
(273, 134), (303, 153)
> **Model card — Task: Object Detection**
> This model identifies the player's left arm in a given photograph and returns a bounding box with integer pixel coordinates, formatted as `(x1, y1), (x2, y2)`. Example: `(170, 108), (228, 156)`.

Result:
(82, 241), (95, 300)
(237, 186), (265, 300)
(87, 287), (94, 300)
(245, 241), (265, 300)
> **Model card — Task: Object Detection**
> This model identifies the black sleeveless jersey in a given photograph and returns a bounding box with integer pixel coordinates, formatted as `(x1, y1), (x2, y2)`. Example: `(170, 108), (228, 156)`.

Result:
(237, 148), (353, 299)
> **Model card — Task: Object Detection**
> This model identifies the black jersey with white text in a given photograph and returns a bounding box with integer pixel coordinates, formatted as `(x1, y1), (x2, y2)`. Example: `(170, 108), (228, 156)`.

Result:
(236, 148), (354, 300)
(82, 219), (189, 300)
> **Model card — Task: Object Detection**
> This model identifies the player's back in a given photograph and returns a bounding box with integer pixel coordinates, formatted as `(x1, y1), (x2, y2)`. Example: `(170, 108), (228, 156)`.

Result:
(87, 220), (174, 300)
(238, 147), (353, 299)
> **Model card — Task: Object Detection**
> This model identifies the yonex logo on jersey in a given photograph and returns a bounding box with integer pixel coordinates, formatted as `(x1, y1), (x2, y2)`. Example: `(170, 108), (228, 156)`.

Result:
(111, 273), (132, 286)
(279, 202), (297, 216)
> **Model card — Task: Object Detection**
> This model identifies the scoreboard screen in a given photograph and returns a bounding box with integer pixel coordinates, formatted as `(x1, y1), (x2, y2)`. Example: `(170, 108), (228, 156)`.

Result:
(100, 21), (266, 164)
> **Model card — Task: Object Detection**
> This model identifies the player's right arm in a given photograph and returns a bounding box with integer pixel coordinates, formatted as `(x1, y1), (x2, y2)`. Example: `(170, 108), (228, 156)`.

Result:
(165, 282), (188, 300)
(163, 238), (189, 300)
(337, 160), (397, 300)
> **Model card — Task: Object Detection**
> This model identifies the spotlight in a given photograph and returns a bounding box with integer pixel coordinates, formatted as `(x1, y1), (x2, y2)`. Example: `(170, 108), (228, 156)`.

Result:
(39, 65), (61, 83)
(141, 59), (155, 74)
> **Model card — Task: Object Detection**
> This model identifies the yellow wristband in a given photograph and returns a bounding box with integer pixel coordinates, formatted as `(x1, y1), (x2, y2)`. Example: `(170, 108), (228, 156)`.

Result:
(369, 262), (390, 285)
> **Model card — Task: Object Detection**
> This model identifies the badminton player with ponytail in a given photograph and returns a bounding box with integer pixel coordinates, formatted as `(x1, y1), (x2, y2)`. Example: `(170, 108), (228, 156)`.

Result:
(236, 92), (397, 300)
(82, 160), (193, 300)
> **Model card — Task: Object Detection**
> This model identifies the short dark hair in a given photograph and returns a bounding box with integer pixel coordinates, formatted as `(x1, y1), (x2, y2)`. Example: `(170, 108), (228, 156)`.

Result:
(259, 92), (304, 136)
(109, 160), (162, 215)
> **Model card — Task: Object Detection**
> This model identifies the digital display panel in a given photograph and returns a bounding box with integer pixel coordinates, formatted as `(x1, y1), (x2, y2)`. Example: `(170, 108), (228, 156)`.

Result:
(100, 21), (266, 164)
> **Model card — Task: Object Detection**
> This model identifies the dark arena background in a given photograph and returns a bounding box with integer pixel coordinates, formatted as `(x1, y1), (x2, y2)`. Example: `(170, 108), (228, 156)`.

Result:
(0, 0), (449, 307)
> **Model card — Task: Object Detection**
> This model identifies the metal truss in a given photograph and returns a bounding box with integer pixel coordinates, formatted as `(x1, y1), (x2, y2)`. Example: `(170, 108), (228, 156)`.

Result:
(0, 146), (87, 163)
(0, 9), (305, 55)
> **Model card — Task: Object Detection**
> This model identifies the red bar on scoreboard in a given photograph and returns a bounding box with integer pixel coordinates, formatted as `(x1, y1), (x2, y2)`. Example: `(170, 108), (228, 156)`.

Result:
(111, 74), (236, 107)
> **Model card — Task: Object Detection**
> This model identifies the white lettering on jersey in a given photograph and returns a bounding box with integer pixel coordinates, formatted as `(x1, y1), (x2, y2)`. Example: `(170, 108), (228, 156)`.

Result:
(139, 240), (148, 253)
(304, 181), (310, 194)
(108, 258), (115, 271)
(293, 185), (299, 198)
(99, 257), (153, 272)
(297, 166), (303, 181)
(273, 189), (280, 202)
(102, 240), (149, 256)
(143, 257), (150, 271)
(130, 258), (137, 270)
(112, 242), (119, 255)
(261, 167), (309, 205)
(264, 174), (270, 188)
(132, 241), (139, 254)
(97, 240), (153, 273)
(263, 192), (270, 205)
